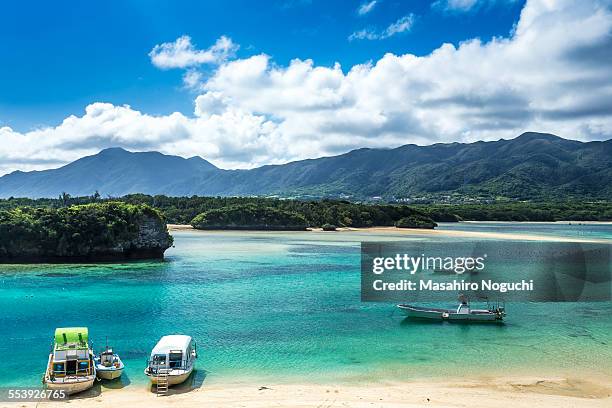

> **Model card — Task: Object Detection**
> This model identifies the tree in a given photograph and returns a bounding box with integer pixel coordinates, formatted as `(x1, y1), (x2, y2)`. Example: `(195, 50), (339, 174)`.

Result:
(59, 192), (71, 206)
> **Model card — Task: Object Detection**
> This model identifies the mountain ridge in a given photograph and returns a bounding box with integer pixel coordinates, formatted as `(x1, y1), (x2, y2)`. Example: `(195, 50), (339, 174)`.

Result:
(1, 132), (610, 200)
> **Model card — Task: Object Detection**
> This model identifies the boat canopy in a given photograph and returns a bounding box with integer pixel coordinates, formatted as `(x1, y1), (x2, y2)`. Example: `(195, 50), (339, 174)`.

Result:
(151, 335), (192, 356)
(54, 327), (89, 350)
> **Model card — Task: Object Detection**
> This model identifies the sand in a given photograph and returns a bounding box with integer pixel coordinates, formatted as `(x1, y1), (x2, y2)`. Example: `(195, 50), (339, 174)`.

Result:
(343, 226), (609, 243)
(6, 376), (611, 408)
(167, 224), (609, 244)
(168, 224), (197, 231)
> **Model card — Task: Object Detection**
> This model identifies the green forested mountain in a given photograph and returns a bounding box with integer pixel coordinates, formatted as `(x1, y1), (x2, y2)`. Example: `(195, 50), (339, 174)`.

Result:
(0, 132), (610, 200)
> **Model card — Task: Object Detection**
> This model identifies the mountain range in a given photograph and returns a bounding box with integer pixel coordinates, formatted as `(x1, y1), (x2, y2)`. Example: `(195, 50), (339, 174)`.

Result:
(1, 132), (610, 200)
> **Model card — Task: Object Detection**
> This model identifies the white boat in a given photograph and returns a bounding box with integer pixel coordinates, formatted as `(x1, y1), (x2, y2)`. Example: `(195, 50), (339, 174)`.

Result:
(144, 335), (197, 389)
(94, 346), (124, 380)
(43, 327), (97, 395)
(398, 296), (505, 322)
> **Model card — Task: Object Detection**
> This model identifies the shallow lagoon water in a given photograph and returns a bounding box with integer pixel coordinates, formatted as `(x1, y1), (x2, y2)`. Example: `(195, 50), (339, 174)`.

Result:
(0, 223), (610, 388)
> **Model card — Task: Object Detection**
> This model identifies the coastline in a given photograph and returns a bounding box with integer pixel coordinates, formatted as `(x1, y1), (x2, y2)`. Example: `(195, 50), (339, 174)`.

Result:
(17, 375), (612, 408)
(167, 224), (610, 243)
(3, 224), (610, 407)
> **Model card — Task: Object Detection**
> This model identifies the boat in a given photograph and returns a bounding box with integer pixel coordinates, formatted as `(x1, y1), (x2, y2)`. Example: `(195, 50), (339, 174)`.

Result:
(43, 327), (97, 395)
(94, 345), (124, 380)
(397, 295), (505, 322)
(144, 335), (197, 389)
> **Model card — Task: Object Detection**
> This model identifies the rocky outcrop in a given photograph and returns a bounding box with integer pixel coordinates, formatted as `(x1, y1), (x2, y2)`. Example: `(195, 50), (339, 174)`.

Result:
(395, 216), (437, 229)
(0, 202), (173, 263)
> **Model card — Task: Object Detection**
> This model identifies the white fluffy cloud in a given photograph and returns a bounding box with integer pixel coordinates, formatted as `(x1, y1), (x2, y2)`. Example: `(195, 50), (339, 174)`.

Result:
(149, 35), (238, 69)
(432, 0), (517, 13)
(349, 14), (415, 40)
(433, 0), (479, 12)
(1, 0), (612, 176)
(0, 102), (280, 175)
(358, 1), (378, 16)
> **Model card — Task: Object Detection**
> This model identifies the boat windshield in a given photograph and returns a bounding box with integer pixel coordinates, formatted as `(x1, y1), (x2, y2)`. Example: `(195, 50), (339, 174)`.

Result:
(54, 348), (88, 360)
(151, 354), (167, 366)
(169, 351), (183, 368)
(100, 353), (115, 366)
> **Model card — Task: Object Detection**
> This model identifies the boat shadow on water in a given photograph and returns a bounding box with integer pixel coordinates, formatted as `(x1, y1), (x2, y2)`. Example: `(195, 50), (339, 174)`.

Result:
(148, 369), (207, 396)
(64, 382), (102, 400)
(100, 373), (131, 389)
(62, 374), (132, 400)
(399, 317), (508, 327)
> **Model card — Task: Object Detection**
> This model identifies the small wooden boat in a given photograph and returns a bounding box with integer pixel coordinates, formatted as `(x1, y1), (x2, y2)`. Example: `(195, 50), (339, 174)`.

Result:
(43, 327), (96, 395)
(94, 346), (124, 380)
(144, 335), (197, 392)
(398, 296), (505, 322)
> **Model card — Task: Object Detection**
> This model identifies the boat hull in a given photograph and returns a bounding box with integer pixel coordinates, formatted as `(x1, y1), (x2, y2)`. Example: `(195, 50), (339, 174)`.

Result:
(43, 352), (97, 395)
(398, 304), (502, 322)
(44, 376), (96, 395)
(96, 367), (123, 380)
(145, 367), (193, 386)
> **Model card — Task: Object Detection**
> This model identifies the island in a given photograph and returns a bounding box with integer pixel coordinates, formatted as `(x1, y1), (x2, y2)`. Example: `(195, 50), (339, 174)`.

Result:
(395, 216), (437, 229)
(191, 204), (309, 231)
(188, 202), (441, 231)
(0, 202), (173, 262)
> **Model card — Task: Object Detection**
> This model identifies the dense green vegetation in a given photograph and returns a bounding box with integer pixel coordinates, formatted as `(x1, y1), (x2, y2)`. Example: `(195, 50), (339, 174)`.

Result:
(415, 202), (612, 222)
(0, 194), (439, 227)
(0, 202), (172, 262)
(120, 195), (440, 227)
(191, 204), (308, 230)
(0, 195), (610, 231)
(395, 216), (437, 229)
(321, 223), (338, 231)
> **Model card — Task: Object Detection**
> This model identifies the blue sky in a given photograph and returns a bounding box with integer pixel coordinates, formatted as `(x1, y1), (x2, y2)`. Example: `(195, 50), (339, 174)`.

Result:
(0, 0), (525, 131)
(0, 0), (611, 175)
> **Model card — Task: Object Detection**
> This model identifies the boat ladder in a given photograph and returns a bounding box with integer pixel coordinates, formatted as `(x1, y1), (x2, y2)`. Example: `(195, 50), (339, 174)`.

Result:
(156, 370), (169, 396)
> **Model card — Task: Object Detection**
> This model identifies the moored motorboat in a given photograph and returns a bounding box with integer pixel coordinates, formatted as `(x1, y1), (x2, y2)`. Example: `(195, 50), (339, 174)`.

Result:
(144, 335), (197, 392)
(43, 327), (96, 395)
(94, 346), (124, 380)
(398, 296), (505, 322)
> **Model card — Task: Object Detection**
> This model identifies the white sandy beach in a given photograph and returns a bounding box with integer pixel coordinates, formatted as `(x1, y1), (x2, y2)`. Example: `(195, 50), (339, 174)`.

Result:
(6, 376), (611, 408)
(167, 224), (610, 244)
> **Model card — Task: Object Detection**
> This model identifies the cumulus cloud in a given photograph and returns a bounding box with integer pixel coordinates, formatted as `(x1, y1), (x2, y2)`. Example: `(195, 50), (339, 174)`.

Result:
(1, 0), (612, 176)
(349, 14), (415, 40)
(182, 70), (204, 90)
(0, 102), (280, 175)
(149, 35), (238, 69)
(358, 1), (378, 16)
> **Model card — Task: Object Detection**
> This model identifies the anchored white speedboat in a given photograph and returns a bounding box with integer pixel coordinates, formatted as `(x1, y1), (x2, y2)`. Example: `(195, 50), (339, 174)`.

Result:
(94, 346), (124, 380)
(43, 327), (97, 395)
(144, 335), (197, 390)
(398, 296), (505, 322)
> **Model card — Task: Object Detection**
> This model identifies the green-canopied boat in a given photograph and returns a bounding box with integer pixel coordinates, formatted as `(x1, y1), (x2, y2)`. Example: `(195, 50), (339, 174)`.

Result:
(43, 327), (96, 395)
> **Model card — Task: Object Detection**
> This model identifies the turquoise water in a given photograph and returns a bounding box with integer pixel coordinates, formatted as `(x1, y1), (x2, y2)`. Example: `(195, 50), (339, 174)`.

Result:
(0, 223), (611, 389)
(439, 221), (612, 240)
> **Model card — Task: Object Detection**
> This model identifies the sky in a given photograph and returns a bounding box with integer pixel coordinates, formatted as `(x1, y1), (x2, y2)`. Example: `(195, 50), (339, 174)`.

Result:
(0, 0), (611, 175)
